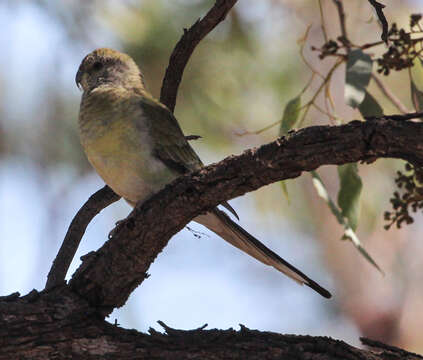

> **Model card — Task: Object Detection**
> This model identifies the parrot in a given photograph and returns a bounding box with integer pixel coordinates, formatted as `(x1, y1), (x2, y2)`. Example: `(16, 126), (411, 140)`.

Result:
(75, 48), (331, 298)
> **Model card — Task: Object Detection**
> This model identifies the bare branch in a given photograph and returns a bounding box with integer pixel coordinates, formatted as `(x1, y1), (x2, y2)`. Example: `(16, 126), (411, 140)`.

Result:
(332, 0), (349, 48)
(160, 0), (238, 112)
(368, 0), (389, 43)
(45, 186), (120, 289)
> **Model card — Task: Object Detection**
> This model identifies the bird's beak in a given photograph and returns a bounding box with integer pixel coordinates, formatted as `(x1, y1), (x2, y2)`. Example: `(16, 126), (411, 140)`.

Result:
(75, 67), (83, 90)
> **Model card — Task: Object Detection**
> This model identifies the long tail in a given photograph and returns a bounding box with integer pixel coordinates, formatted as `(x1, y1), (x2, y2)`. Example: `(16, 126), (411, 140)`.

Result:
(194, 209), (331, 298)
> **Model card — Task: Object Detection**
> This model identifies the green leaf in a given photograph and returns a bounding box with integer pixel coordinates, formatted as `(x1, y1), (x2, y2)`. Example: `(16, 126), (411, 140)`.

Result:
(280, 181), (290, 204)
(358, 91), (383, 118)
(311, 171), (345, 224)
(278, 95), (301, 202)
(311, 171), (383, 274)
(337, 164), (362, 231)
(410, 58), (423, 117)
(345, 49), (373, 108)
(411, 80), (423, 113)
(279, 95), (301, 135)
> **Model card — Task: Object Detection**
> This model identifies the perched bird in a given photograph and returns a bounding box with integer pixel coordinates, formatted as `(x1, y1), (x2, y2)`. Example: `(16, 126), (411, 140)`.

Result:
(75, 48), (331, 298)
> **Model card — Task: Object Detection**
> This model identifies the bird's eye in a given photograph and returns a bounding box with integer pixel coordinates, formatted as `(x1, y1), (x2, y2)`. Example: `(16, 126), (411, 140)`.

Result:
(92, 61), (103, 71)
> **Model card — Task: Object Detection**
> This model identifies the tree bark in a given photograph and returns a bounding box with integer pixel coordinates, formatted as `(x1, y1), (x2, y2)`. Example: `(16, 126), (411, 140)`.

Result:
(1, 288), (422, 359)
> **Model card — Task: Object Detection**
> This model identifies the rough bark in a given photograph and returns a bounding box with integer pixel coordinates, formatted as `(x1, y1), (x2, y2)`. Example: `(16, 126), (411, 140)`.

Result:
(1, 289), (422, 360)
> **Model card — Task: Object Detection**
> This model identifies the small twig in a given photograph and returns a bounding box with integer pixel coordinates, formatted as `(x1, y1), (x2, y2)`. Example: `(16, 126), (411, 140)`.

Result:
(186, 226), (209, 239)
(185, 134), (202, 141)
(365, 111), (423, 121)
(237, 57), (342, 135)
(360, 39), (386, 50)
(371, 74), (410, 114)
(298, 58), (344, 127)
(160, 0), (238, 112)
(332, 0), (349, 48)
(45, 186), (120, 289)
(157, 320), (208, 335)
(367, 0), (389, 43)
(300, 25), (325, 80)
(311, 103), (338, 123)
(318, 0), (328, 43)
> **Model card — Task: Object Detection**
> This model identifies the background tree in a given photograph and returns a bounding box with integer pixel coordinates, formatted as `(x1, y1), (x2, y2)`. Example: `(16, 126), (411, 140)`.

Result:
(2, 0), (423, 358)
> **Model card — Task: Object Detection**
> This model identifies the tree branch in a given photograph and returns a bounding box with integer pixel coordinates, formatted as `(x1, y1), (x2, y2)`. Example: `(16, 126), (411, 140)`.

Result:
(332, 0), (349, 47)
(68, 119), (423, 314)
(2, 288), (422, 359)
(368, 0), (389, 42)
(45, 186), (120, 289)
(160, 0), (238, 112)
(44, 0), (237, 290)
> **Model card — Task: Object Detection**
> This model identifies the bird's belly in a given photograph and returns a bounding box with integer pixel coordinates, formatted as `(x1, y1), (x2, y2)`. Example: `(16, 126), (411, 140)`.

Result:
(82, 122), (175, 206)
(87, 151), (174, 205)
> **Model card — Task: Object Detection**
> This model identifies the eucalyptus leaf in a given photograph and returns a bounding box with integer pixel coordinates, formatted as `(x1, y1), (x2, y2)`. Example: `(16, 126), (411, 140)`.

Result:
(410, 58), (423, 119)
(345, 49), (373, 108)
(410, 57), (423, 92)
(311, 171), (383, 274)
(279, 95), (301, 135)
(279, 95), (301, 201)
(358, 91), (383, 118)
(337, 163), (362, 231)
(280, 181), (290, 203)
(411, 81), (423, 113)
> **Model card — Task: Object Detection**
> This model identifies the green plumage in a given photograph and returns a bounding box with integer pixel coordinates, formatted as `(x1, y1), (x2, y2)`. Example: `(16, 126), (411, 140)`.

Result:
(139, 94), (203, 173)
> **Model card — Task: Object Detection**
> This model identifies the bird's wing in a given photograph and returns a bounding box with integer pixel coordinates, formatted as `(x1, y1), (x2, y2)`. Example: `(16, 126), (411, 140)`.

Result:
(139, 95), (203, 173)
(138, 95), (239, 219)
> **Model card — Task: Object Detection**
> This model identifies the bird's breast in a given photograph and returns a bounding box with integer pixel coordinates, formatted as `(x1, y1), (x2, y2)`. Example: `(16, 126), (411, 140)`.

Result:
(79, 101), (175, 205)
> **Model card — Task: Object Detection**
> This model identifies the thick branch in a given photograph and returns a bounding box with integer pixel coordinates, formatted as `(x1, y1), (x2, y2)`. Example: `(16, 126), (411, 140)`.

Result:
(69, 119), (423, 314)
(1, 288), (422, 359)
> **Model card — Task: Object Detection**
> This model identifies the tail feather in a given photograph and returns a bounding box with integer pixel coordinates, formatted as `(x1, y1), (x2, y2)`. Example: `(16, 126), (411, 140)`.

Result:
(194, 209), (331, 299)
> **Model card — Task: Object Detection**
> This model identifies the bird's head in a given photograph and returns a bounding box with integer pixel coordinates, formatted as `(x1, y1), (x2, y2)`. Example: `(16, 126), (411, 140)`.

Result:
(75, 48), (145, 93)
